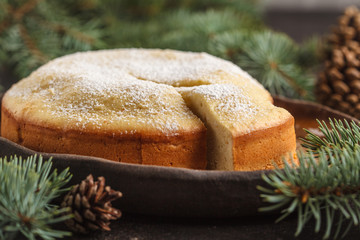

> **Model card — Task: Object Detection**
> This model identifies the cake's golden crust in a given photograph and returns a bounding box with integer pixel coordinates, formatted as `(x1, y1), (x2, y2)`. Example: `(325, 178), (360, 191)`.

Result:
(233, 116), (296, 171)
(1, 106), (207, 169)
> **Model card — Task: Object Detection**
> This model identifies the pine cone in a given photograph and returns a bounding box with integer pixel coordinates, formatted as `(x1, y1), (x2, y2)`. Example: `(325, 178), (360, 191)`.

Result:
(317, 6), (360, 118)
(61, 174), (122, 234)
(328, 6), (360, 46)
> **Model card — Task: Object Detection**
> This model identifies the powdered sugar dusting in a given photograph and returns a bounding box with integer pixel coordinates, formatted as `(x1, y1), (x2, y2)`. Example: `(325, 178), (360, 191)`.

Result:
(6, 49), (269, 134)
(111, 49), (252, 85)
(191, 84), (260, 125)
(49, 49), (261, 87)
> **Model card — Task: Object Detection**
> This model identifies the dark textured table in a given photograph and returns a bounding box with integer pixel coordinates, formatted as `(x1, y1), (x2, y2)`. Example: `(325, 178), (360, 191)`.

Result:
(66, 213), (360, 240)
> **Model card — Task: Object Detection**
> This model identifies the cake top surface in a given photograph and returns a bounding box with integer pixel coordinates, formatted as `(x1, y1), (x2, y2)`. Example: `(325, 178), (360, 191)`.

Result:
(3, 48), (281, 136)
(179, 84), (290, 135)
(45, 49), (262, 87)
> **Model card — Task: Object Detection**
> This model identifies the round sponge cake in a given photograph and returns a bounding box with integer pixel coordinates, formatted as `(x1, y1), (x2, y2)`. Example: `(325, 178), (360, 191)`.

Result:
(1, 49), (296, 170)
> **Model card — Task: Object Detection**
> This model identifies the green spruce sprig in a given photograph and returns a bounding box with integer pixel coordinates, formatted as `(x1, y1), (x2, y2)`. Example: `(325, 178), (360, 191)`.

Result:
(0, 0), (104, 80)
(302, 119), (360, 154)
(0, 155), (72, 240)
(258, 119), (360, 239)
(259, 146), (360, 239)
(209, 30), (318, 99)
(237, 31), (315, 99)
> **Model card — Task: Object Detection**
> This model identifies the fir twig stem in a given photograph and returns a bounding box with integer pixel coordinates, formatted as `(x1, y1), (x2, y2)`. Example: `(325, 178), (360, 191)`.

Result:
(277, 181), (360, 203)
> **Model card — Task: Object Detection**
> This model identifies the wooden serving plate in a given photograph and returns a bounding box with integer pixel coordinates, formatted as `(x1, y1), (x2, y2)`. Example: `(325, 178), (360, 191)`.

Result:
(0, 94), (357, 218)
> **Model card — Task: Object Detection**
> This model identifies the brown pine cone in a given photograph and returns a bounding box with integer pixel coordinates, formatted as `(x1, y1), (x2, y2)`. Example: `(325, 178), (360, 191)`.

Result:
(328, 6), (360, 46)
(316, 6), (360, 119)
(61, 174), (122, 234)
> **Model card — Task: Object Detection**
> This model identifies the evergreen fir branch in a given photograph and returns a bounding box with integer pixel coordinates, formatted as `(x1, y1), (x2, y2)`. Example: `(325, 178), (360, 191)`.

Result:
(258, 146), (360, 239)
(302, 118), (360, 154)
(0, 155), (72, 240)
(209, 30), (317, 99)
(235, 31), (315, 99)
(0, 0), (105, 79)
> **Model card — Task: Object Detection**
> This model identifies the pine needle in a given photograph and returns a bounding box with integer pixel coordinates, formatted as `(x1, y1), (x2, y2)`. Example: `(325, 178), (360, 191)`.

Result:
(302, 119), (360, 154)
(235, 31), (315, 99)
(0, 155), (72, 240)
(259, 119), (360, 239)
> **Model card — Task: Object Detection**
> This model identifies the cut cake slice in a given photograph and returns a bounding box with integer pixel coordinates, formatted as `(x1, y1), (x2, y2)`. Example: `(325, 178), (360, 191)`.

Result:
(178, 84), (296, 171)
